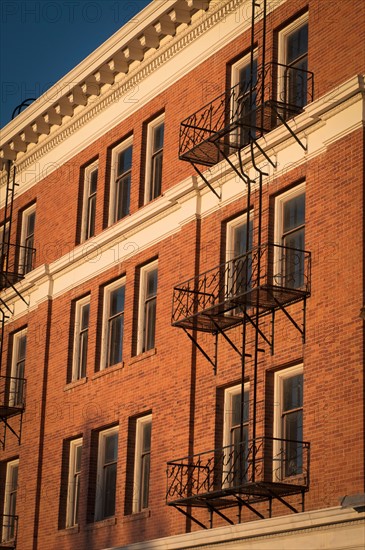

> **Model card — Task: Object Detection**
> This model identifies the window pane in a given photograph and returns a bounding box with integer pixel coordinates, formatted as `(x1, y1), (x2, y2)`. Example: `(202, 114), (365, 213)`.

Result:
(105, 433), (118, 463)
(90, 169), (98, 194)
(141, 454), (150, 509)
(108, 316), (124, 365)
(283, 194), (305, 233)
(287, 24), (308, 65)
(153, 123), (164, 152)
(117, 146), (132, 175)
(110, 287), (125, 316)
(79, 331), (88, 378)
(103, 463), (117, 517)
(144, 298), (156, 351)
(87, 195), (96, 238)
(151, 152), (163, 199)
(142, 422), (152, 453)
(283, 374), (303, 411)
(27, 212), (36, 235)
(75, 444), (82, 472)
(116, 174), (131, 220)
(81, 303), (89, 330)
(146, 269), (158, 298)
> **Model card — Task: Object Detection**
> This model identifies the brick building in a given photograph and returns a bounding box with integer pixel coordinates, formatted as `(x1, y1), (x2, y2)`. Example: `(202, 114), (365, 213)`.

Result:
(0, 0), (364, 549)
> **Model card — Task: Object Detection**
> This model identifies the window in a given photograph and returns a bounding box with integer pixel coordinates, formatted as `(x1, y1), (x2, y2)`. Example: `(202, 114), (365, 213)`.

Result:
(144, 115), (164, 203)
(102, 280), (125, 368)
(278, 15), (309, 111)
(0, 222), (9, 280)
(133, 415), (152, 513)
(1, 459), (18, 543)
(66, 439), (82, 528)
(223, 385), (249, 487)
(95, 427), (118, 520)
(231, 52), (258, 147)
(110, 139), (133, 224)
(137, 262), (158, 354)
(275, 184), (305, 289)
(9, 330), (27, 407)
(72, 297), (90, 381)
(226, 213), (253, 304)
(274, 365), (303, 479)
(20, 204), (36, 274)
(81, 161), (98, 241)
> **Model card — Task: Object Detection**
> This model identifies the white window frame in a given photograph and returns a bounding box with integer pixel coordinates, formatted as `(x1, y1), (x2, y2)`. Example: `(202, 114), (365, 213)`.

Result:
(81, 161), (98, 242)
(137, 261), (158, 355)
(101, 278), (126, 370)
(277, 13), (309, 106)
(66, 438), (82, 528)
(273, 364), (303, 481)
(144, 114), (164, 204)
(109, 137), (133, 225)
(2, 459), (19, 543)
(72, 297), (90, 381)
(9, 329), (27, 407)
(226, 212), (253, 307)
(95, 426), (119, 521)
(132, 414), (152, 513)
(223, 383), (249, 487)
(274, 182), (305, 287)
(20, 204), (36, 275)
(230, 51), (258, 147)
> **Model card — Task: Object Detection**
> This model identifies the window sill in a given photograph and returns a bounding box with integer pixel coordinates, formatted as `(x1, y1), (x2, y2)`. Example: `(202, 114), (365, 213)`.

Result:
(129, 348), (157, 366)
(64, 377), (88, 392)
(122, 509), (151, 523)
(57, 524), (80, 536)
(92, 362), (124, 380)
(86, 516), (117, 530)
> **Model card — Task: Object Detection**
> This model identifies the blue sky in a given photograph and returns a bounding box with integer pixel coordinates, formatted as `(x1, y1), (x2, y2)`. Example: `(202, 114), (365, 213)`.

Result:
(0, 0), (152, 127)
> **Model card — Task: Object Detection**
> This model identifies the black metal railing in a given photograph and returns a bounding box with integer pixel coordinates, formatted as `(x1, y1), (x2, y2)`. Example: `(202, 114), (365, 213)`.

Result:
(0, 243), (36, 290)
(172, 243), (311, 330)
(0, 514), (18, 548)
(179, 62), (314, 165)
(0, 376), (26, 414)
(166, 436), (310, 504)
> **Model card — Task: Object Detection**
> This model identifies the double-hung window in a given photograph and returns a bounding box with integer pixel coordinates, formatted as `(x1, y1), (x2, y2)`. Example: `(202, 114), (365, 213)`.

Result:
(102, 280), (125, 368)
(72, 297), (90, 380)
(226, 213), (253, 305)
(95, 427), (118, 520)
(132, 415), (152, 513)
(1, 459), (18, 543)
(223, 385), (249, 487)
(231, 52), (258, 147)
(137, 262), (158, 354)
(110, 139), (132, 224)
(274, 365), (303, 479)
(279, 15), (309, 112)
(145, 115), (164, 203)
(66, 439), (82, 528)
(20, 205), (36, 275)
(9, 330), (27, 407)
(275, 184), (305, 289)
(81, 162), (98, 241)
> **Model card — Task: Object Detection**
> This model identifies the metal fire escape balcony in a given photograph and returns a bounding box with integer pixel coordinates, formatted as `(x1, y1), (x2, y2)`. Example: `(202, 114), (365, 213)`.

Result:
(179, 62), (314, 167)
(167, 437), (310, 527)
(172, 243), (311, 334)
(0, 514), (18, 549)
(0, 376), (26, 449)
(0, 243), (36, 290)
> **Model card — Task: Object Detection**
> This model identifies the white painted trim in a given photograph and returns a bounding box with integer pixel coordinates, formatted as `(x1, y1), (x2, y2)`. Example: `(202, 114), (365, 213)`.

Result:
(66, 438), (82, 528)
(95, 426), (119, 521)
(72, 297), (90, 381)
(81, 161), (99, 243)
(9, 329), (27, 407)
(132, 414), (152, 513)
(137, 260), (158, 355)
(109, 136), (133, 226)
(100, 278), (126, 370)
(144, 114), (165, 204)
(2, 459), (19, 543)
(273, 364), (303, 481)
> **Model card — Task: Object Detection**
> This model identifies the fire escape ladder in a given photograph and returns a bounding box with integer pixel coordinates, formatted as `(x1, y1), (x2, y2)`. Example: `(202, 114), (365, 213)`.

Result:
(168, 0), (313, 528)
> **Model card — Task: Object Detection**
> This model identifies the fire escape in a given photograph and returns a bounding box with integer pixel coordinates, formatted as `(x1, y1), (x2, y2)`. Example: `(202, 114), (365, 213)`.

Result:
(166, 1), (313, 529)
(0, 100), (36, 549)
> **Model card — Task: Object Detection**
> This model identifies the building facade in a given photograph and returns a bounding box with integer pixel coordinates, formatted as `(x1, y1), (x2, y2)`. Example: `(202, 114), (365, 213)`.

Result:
(0, 0), (364, 549)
